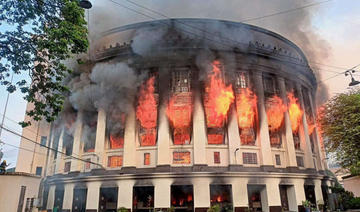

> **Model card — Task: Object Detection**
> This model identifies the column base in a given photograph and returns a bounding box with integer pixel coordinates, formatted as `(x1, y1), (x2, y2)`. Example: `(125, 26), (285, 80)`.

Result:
(234, 206), (249, 212)
(195, 207), (209, 212)
(269, 206), (282, 212)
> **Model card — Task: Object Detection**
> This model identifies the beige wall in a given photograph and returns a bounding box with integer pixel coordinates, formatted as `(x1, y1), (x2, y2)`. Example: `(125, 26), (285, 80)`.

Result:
(343, 176), (360, 197)
(0, 173), (41, 212)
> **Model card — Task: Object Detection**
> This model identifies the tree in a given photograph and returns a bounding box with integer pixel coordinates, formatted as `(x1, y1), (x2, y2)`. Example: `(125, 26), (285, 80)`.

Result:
(0, 0), (88, 126)
(319, 89), (360, 175)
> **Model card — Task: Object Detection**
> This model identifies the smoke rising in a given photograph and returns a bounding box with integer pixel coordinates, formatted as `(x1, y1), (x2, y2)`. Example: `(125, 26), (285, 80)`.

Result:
(88, 0), (331, 104)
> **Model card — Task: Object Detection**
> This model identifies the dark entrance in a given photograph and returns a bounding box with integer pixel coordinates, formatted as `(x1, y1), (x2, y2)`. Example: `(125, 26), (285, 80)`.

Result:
(99, 187), (118, 212)
(210, 184), (233, 212)
(133, 186), (154, 212)
(304, 185), (316, 206)
(171, 185), (194, 212)
(54, 185), (64, 211)
(72, 188), (87, 212)
(247, 185), (264, 212)
(321, 185), (329, 211)
(279, 185), (289, 211)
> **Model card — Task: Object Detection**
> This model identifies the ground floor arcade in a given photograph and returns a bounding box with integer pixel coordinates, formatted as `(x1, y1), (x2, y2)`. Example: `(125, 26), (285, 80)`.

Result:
(44, 174), (331, 212)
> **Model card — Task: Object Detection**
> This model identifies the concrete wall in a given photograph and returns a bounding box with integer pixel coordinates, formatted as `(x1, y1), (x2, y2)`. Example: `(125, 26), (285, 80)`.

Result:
(343, 176), (360, 197)
(0, 173), (41, 212)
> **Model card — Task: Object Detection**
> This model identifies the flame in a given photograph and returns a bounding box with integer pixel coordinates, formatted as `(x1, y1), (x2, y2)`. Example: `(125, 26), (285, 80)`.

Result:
(204, 61), (234, 128)
(166, 93), (192, 144)
(307, 115), (316, 135)
(187, 194), (193, 202)
(109, 135), (124, 149)
(136, 76), (158, 146)
(287, 92), (303, 133)
(266, 95), (286, 132)
(236, 88), (258, 129)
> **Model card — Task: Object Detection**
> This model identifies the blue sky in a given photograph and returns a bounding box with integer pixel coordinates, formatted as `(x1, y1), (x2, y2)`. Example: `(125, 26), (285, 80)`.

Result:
(1, 0), (359, 168)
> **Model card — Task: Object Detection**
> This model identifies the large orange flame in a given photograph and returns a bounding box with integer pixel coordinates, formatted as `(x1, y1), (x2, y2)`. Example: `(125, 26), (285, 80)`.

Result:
(166, 93), (192, 145)
(287, 92), (303, 133)
(236, 88), (258, 129)
(266, 95), (286, 132)
(136, 76), (158, 146)
(204, 60), (235, 128)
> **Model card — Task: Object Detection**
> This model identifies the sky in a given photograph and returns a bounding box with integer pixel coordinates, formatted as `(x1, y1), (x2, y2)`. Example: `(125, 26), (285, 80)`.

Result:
(0, 0), (359, 168)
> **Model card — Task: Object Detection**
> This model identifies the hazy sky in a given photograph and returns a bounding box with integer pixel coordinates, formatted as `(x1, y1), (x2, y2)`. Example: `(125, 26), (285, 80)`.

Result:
(1, 0), (359, 168)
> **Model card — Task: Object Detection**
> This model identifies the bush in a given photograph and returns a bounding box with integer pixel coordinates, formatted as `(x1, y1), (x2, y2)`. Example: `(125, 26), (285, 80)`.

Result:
(331, 185), (360, 209)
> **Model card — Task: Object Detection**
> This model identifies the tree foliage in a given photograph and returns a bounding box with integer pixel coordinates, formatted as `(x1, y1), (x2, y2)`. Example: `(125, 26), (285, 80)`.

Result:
(319, 89), (360, 175)
(0, 0), (88, 126)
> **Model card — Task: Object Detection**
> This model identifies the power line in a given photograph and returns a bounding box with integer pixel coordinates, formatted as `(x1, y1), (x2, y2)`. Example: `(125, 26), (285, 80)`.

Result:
(119, 0), (344, 74)
(0, 125), (104, 168)
(317, 63), (360, 84)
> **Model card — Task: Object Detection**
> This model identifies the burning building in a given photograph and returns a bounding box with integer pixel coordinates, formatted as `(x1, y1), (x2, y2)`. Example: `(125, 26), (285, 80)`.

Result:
(16, 19), (333, 212)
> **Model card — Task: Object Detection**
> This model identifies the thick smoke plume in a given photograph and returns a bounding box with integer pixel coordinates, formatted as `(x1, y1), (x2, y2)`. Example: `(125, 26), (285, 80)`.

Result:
(89, 0), (331, 105)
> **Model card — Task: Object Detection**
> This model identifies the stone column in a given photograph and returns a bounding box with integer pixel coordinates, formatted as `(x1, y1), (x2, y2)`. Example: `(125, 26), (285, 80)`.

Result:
(193, 178), (211, 210)
(156, 101), (171, 166)
(123, 107), (137, 167)
(55, 128), (64, 174)
(46, 185), (56, 210)
(228, 106), (242, 165)
(277, 77), (297, 167)
(193, 89), (207, 165)
(253, 72), (273, 166)
(94, 109), (106, 167)
(293, 179), (306, 208)
(231, 178), (248, 209)
(154, 178), (172, 210)
(46, 127), (56, 176)
(70, 112), (83, 172)
(62, 183), (74, 211)
(265, 179), (282, 212)
(314, 180), (324, 206)
(117, 179), (135, 209)
(308, 90), (326, 170)
(296, 84), (315, 169)
(287, 186), (298, 212)
(86, 181), (101, 210)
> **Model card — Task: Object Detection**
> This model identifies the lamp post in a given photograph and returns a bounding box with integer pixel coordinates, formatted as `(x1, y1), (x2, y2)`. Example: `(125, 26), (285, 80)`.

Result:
(79, 0), (92, 9)
(345, 70), (360, 87)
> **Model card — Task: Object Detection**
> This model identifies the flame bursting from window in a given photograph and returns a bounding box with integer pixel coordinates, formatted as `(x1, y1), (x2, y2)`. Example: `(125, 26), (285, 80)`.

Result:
(287, 92), (303, 133)
(236, 88), (258, 129)
(266, 95), (286, 132)
(204, 61), (235, 128)
(136, 76), (158, 146)
(166, 93), (192, 145)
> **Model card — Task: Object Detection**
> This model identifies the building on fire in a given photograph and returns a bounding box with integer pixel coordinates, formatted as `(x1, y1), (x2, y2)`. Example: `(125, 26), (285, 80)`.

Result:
(16, 19), (334, 212)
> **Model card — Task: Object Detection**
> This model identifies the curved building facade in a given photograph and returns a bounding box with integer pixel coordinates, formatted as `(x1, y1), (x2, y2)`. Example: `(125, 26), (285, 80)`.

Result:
(26, 19), (332, 212)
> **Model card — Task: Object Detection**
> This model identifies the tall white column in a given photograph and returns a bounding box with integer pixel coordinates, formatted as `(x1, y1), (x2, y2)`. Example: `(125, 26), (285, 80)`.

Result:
(157, 100), (171, 165)
(62, 183), (74, 210)
(71, 112), (83, 172)
(86, 181), (101, 210)
(117, 179), (135, 209)
(193, 89), (207, 165)
(231, 178), (248, 208)
(123, 107), (136, 167)
(277, 77), (297, 167)
(94, 109), (106, 167)
(308, 90), (326, 170)
(193, 178), (210, 209)
(293, 179), (306, 206)
(55, 128), (65, 174)
(228, 106), (242, 165)
(296, 84), (315, 169)
(314, 180), (324, 206)
(253, 72), (273, 166)
(265, 179), (282, 209)
(46, 185), (56, 210)
(154, 178), (172, 209)
(46, 127), (56, 176)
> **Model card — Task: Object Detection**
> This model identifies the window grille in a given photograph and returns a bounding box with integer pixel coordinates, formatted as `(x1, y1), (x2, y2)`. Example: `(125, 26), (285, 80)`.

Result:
(214, 152), (220, 164)
(275, 154), (281, 165)
(296, 156), (304, 167)
(64, 162), (71, 172)
(108, 156), (123, 168)
(144, 153), (150, 165)
(243, 152), (257, 164)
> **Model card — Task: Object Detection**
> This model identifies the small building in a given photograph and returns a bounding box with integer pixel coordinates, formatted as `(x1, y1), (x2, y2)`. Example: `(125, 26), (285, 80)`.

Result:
(342, 175), (360, 197)
(0, 172), (41, 212)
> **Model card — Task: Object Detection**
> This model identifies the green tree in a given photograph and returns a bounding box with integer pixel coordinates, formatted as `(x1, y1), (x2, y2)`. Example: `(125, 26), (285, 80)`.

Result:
(0, 0), (88, 126)
(319, 89), (360, 175)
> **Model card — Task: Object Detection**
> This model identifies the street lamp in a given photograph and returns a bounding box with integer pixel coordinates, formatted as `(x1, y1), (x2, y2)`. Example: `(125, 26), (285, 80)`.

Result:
(79, 0), (92, 9)
(345, 70), (360, 87)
